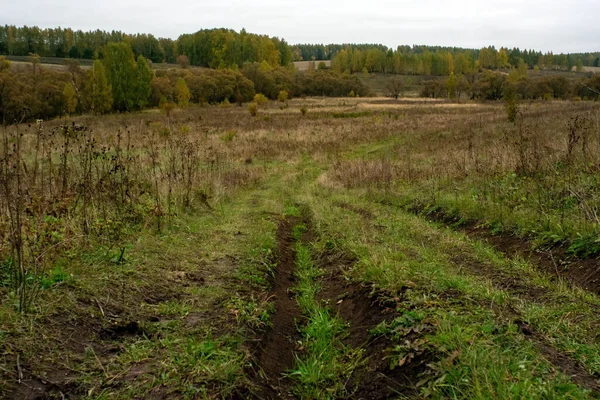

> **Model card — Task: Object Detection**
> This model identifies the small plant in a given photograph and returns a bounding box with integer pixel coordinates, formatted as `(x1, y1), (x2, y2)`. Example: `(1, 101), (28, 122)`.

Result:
(248, 102), (258, 117)
(41, 266), (70, 289)
(277, 90), (289, 103)
(504, 92), (519, 124)
(253, 93), (269, 105)
(220, 130), (237, 143)
(300, 106), (308, 116)
(219, 99), (232, 108)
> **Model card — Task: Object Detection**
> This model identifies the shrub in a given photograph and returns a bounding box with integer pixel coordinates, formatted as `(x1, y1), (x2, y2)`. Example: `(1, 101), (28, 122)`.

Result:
(253, 93), (269, 105)
(277, 90), (289, 103)
(248, 102), (258, 116)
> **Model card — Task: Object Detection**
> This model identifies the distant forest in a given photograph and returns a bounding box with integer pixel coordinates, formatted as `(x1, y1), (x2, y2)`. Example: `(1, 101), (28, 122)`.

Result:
(0, 26), (292, 69)
(1, 25), (599, 73)
(295, 44), (600, 70)
(2, 24), (600, 124)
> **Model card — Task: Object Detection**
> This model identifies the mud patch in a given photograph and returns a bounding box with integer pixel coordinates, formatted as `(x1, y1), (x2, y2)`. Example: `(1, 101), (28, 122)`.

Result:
(317, 252), (435, 398)
(100, 321), (145, 340)
(251, 216), (303, 398)
(465, 226), (600, 296)
(8, 377), (76, 400)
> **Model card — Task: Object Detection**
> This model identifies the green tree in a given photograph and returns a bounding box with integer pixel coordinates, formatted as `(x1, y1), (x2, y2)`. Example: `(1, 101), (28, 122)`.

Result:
(446, 73), (457, 99)
(102, 42), (136, 111)
(86, 60), (113, 114)
(134, 55), (153, 108)
(63, 82), (78, 115)
(175, 78), (191, 107)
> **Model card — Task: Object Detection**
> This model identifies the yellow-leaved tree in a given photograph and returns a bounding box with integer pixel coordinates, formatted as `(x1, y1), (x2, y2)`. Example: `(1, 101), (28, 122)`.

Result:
(175, 78), (191, 108)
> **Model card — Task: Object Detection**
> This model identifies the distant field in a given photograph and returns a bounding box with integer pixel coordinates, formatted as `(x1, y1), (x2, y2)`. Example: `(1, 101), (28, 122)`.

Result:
(359, 73), (428, 96)
(294, 60), (331, 71)
(571, 65), (600, 73)
(4, 55), (202, 72)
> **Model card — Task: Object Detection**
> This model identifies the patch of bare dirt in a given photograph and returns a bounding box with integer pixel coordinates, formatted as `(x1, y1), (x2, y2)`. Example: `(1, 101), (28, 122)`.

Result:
(465, 226), (600, 295)
(250, 216), (303, 399)
(317, 251), (435, 399)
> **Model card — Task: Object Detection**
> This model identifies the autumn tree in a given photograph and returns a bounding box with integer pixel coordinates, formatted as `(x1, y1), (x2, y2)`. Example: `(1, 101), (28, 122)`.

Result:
(85, 60), (113, 114)
(385, 78), (404, 99)
(446, 73), (457, 99)
(175, 78), (191, 107)
(277, 89), (288, 103)
(177, 54), (190, 69)
(455, 75), (470, 103)
(63, 82), (78, 115)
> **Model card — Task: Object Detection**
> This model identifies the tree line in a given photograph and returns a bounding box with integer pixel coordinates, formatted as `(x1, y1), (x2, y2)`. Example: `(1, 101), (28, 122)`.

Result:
(0, 25), (292, 68)
(415, 69), (600, 102)
(331, 46), (599, 76)
(4, 25), (599, 74)
(0, 43), (368, 123)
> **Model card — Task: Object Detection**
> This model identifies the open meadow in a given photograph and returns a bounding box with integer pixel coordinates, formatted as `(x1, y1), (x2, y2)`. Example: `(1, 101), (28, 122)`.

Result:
(2, 96), (600, 399)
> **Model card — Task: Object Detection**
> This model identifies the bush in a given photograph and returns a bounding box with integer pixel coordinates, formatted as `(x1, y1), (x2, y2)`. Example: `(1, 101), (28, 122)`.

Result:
(254, 93), (269, 105)
(277, 90), (289, 103)
(248, 102), (258, 116)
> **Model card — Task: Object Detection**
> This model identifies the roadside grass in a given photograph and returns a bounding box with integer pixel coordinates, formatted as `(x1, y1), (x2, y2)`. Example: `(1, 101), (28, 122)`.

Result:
(0, 187), (279, 398)
(298, 182), (599, 398)
(4, 97), (600, 398)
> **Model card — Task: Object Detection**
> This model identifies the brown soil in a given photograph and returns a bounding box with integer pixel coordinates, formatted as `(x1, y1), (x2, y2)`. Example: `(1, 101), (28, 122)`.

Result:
(421, 207), (600, 296)
(317, 251), (434, 399)
(464, 225), (600, 295)
(251, 216), (303, 399)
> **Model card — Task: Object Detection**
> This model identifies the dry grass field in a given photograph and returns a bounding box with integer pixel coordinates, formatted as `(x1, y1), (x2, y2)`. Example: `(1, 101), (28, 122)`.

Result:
(294, 60), (332, 71)
(2, 97), (600, 399)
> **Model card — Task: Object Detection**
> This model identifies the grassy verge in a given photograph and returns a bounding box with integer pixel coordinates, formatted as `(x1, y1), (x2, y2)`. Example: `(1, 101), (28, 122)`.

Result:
(0, 188), (279, 399)
(288, 220), (361, 399)
(298, 182), (600, 399)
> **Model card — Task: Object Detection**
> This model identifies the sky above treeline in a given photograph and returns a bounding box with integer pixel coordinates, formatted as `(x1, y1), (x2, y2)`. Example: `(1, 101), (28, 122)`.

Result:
(2, 0), (598, 54)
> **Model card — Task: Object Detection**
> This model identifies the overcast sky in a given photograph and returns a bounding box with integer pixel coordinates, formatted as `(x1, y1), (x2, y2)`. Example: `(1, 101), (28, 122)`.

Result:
(2, 0), (598, 53)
